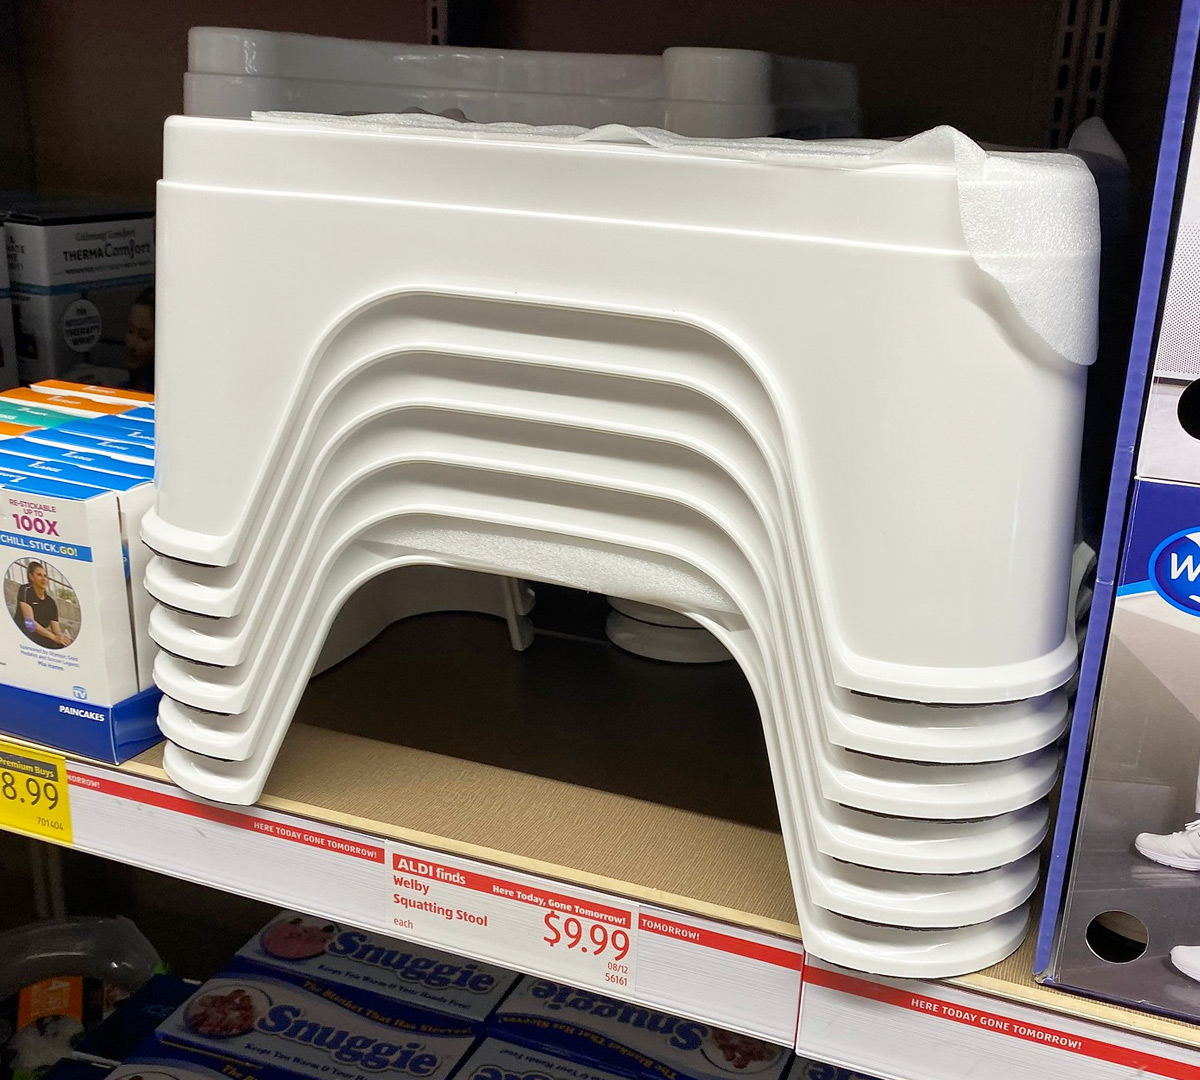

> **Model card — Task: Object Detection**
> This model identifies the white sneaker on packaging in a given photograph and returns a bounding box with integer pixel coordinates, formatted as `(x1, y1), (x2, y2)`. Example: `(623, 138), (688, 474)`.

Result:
(1134, 820), (1200, 870)
(1172, 946), (1200, 983)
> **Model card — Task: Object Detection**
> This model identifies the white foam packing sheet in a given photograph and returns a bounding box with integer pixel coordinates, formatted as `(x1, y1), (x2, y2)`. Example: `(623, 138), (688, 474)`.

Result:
(144, 113), (1101, 977)
(150, 448), (1060, 827)
(144, 359), (1069, 764)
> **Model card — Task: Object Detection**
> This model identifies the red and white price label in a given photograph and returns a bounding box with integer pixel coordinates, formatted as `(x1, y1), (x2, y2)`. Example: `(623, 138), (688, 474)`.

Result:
(538, 906), (635, 989)
(384, 843), (638, 992)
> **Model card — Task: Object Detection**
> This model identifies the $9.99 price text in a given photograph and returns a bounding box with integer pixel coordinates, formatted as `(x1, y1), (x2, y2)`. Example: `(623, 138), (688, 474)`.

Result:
(543, 912), (632, 987)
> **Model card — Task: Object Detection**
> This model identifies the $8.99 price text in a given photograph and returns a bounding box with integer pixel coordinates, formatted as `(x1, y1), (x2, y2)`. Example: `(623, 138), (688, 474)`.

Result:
(1, 770), (62, 826)
(542, 912), (632, 986)
(0, 755), (70, 842)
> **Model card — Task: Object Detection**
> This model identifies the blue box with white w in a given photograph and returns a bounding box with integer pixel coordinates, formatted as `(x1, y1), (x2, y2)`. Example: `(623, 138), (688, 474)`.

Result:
(1048, 478), (1200, 1019)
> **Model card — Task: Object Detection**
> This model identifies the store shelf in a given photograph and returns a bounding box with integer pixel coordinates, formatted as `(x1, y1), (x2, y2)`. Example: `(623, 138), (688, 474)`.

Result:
(57, 724), (803, 1045)
(38, 733), (1200, 1080)
(7, 612), (1200, 1076)
(122, 726), (796, 938)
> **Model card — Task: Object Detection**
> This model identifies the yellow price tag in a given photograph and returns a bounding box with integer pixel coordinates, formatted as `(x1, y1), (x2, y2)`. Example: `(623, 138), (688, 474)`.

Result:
(0, 739), (72, 844)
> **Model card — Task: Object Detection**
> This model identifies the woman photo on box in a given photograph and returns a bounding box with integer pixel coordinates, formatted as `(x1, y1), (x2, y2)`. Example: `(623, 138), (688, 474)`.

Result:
(123, 287), (155, 393)
(63, 288), (155, 392)
(6, 558), (77, 649)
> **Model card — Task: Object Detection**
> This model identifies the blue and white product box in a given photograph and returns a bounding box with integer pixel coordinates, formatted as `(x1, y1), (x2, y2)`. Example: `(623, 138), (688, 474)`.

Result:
(1, 438), (154, 483)
(1048, 481), (1200, 1016)
(110, 1041), (298, 1080)
(32, 412), (155, 465)
(486, 979), (790, 1080)
(3, 199), (153, 385)
(230, 911), (519, 1022)
(155, 969), (479, 1080)
(27, 379), (155, 410)
(0, 239), (17, 391)
(1038, 0), (1200, 1022)
(52, 414), (155, 451)
(0, 416), (160, 761)
(30, 427), (155, 465)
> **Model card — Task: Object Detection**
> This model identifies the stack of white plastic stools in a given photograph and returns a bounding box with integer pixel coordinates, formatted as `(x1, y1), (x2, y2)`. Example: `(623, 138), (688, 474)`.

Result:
(184, 26), (861, 139)
(182, 27), (863, 666)
(142, 112), (1099, 979)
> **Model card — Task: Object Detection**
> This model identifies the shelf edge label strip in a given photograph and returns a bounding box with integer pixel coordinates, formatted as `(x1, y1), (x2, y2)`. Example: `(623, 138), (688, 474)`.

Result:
(802, 962), (1200, 1080)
